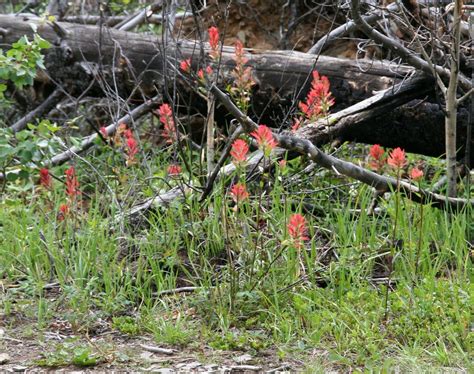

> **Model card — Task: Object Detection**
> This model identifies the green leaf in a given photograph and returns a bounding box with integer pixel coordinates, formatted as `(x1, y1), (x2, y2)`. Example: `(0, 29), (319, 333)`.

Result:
(37, 38), (51, 50)
(6, 172), (19, 181)
(18, 149), (33, 163)
(18, 169), (30, 180)
(36, 139), (49, 148)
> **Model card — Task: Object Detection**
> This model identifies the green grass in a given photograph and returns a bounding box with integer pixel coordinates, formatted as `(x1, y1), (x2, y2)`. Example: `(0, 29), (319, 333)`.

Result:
(0, 146), (472, 371)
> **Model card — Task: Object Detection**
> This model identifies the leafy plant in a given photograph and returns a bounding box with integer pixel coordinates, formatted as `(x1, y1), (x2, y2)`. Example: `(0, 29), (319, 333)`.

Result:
(0, 34), (50, 98)
(0, 120), (61, 184)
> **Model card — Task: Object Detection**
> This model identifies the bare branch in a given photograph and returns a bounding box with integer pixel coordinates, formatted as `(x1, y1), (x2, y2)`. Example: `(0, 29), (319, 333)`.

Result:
(350, 0), (472, 92)
(210, 84), (474, 211)
(308, 2), (399, 55)
(10, 88), (65, 133)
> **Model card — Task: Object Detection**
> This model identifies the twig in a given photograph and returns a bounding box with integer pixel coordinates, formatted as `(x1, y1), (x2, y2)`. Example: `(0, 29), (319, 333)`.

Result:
(200, 124), (244, 201)
(156, 286), (202, 296)
(350, 0), (472, 93)
(139, 344), (175, 355)
(10, 88), (64, 133)
(230, 365), (262, 372)
(308, 2), (399, 55)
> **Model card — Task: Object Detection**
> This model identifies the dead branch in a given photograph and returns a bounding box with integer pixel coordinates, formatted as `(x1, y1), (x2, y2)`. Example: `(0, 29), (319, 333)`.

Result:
(308, 2), (399, 55)
(10, 88), (65, 133)
(350, 0), (472, 93)
(210, 84), (474, 212)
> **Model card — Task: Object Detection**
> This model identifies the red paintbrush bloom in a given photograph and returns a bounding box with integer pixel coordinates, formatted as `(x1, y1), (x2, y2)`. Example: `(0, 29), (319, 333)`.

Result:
(99, 126), (108, 138)
(159, 103), (172, 118)
(197, 69), (205, 81)
(208, 26), (220, 59)
(299, 70), (334, 122)
(234, 39), (248, 65)
(158, 103), (176, 143)
(65, 166), (80, 198)
(230, 139), (249, 166)
(125, 131), (138, 165)
(197, 65), (214, 84)
(167, 164), (182, 177)
(180, 58), (191, 73)
(388, 147), (407, 169)
(291, 118), (302, 133)
(39, 168), (52, 189)
(368, 144), (386, 171)
(287, 213), (309, 248)
(230, 39), (255, 111)
(409, 167), (424, 181)
(57, 203), (69, 221)
(250, 124), (278, 157)
(230, 183), (249, 204)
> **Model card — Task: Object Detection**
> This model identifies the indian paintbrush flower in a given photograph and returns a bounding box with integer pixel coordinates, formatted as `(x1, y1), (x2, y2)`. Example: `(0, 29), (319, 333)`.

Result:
(230, 139), (249, 167)
(250, 125), (277, 157)
(208, 26), (220, 59)
(180, 58), (191, 73)
(388, 147), (407, 169)
(287, 213), (309, 249)
(409, 167), (424, 181)
(368, 144), (386, 171)
(124, 129), (138, 165)
(39, 168), (52, 189)
(158, 103), (176, 144)
(299, 70), (334, 122)
(65, 166), (80, 199)
(230, 183), (249, 204)
(167, 164), (182, 177)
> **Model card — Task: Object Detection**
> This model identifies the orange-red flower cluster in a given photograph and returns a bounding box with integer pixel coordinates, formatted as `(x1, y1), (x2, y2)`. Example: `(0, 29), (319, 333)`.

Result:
(208, 26), (220, 59)
(287, 213), (309, 249)
(180, 58), (191, 73)
(230, 40), (255, 108)
(230, 183), (249, 204)
(230, 139), (249, 167)
(57, 203), (69, 221)
(388, 147), (407, 169)
(158, 103), (176, 144)
(39, 168), (52, 189)
(124, 129), (138, 165)
(409, 167), (423, 181)
(99, 126), (108, 138)
(167, 164), (182, 177)
(197, 65), (214, 83)
(65, 166), (80, 198)
(57, 165), (81, 220)
(299, 70), (334, 121)
(291, 118), (302, 133)
(250, 125), (277, 157)
(368, 144), (386, 171)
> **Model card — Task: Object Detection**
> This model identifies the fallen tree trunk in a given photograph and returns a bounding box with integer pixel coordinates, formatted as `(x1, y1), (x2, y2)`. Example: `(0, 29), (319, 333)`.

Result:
(0, 14), (471, 163)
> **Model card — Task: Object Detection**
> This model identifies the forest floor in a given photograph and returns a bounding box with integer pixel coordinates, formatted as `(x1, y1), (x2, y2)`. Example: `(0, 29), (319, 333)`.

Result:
(1, 1), (473, 373)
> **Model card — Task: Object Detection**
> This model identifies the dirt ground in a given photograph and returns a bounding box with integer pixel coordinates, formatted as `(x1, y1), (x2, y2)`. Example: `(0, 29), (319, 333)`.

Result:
(0, 323), (327, 372)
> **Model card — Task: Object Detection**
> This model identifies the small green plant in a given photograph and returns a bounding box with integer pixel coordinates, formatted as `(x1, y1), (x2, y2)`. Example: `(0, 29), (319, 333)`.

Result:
(36, 342), (100, 368)
(0, 34), (50, 99)
(71, 347), (100, 367)
(0, 120), (61, 185)
(148, 317), (194, 347)
(112, 316), (141, 335)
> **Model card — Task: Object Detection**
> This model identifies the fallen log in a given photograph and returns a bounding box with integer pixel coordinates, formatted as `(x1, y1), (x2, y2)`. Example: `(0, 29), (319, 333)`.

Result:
(0, 14), (471, 163)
